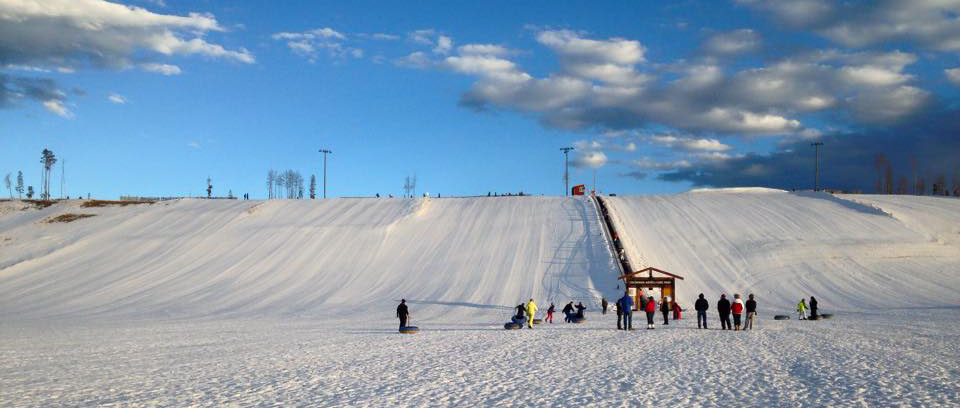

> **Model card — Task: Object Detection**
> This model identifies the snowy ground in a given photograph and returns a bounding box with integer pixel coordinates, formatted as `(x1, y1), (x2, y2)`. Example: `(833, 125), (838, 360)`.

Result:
(1, 193), (959, 406)
(3, 310), (959, 407)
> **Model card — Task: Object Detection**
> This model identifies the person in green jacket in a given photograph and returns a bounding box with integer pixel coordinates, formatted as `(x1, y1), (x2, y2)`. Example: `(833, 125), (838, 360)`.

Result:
(525, 299), (538, 328)
(796, 298), (808, 320)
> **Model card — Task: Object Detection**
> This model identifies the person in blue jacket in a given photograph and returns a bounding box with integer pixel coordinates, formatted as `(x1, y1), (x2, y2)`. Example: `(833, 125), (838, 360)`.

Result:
(618, 291), (634, 330)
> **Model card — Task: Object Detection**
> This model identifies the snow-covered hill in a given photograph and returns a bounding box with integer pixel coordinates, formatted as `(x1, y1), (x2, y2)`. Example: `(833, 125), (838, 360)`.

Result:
(0, 197), (617, 321)
(605, 190), (960, 311)
(1, 192), (958, 322)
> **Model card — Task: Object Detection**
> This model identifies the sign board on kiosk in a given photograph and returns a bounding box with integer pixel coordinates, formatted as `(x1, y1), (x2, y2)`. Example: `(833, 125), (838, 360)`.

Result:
(572, 184), (586, 195)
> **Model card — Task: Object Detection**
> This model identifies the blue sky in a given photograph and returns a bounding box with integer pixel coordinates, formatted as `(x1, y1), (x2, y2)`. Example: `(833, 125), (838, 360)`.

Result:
(2, 0), (960, 199)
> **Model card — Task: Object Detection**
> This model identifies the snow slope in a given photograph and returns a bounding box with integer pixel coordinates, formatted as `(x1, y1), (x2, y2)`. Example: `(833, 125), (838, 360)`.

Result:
(0, 197), (617, 321)
(605, 190), (960, 311)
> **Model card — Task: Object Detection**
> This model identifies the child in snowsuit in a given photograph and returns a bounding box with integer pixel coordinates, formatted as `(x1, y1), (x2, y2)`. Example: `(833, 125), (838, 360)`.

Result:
(525, 299), (538, 328)
(797, 299), (808, 320)
(546, 303), (555, 324)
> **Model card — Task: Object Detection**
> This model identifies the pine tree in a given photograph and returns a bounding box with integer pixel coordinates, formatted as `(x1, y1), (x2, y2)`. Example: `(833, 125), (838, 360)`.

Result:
(309, 174), (317, 199)
(15, 171), (23, 199)
(3, 173), (10, 198)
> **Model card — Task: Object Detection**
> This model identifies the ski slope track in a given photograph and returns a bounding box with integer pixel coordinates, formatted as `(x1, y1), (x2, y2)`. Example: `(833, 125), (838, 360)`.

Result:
(0, 197), (618, 322)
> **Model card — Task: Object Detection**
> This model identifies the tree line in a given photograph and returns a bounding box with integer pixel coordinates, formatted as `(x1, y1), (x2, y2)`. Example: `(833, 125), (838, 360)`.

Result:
(266, 169), (317, 199)
(4, 148), (57, 200)
(874, 153), (959, 196)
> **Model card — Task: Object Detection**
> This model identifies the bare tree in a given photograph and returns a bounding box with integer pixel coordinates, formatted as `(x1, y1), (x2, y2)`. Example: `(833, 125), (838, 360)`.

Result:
(266, 169), (276, 199)
(933, 173), (947, 196)
(896, 177), (908, 195)
(3, 173), (10, 198)
(884, 164), (893, 194)
(874, 153), (888, 193)
(309, 174), (316, 199)
(916, 175), (926, 195)
(275, 172), (285, 199)
(40, 149), (57, 200)
(15, 171), (23, 199)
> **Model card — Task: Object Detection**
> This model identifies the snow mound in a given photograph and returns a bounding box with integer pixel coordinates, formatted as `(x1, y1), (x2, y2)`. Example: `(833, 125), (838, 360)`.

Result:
(687, 187), (787, 194)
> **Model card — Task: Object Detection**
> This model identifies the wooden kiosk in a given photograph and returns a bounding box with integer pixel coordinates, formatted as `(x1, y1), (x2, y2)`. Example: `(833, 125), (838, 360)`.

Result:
(619, 267), (684, 311)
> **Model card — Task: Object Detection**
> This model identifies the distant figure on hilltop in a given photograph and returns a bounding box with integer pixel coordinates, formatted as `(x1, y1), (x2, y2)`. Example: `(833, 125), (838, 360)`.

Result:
(718, 294), (732, 330)
(396, 299), (409, 330)
(695, 293), (709, 329)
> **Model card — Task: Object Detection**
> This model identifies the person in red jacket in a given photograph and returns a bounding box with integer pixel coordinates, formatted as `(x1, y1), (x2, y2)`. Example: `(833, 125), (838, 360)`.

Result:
(645, 296), (657, 329)
(731, 293), (744, 331)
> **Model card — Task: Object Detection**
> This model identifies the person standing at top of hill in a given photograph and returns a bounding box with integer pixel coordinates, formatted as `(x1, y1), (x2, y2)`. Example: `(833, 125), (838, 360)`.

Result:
(718, 294), (732, 330)
(601, 297), (609, 315)
(797, 299), (808, 320)
(562, 302), (574, 323)
(618, 291), (634, 331)
(525, 299), (538, 329)
(575, 302), (586, 318)
(660, 297), (670, 325)
(731, 294), (744, 331)
(695, 294), (709, 329)
(546, 303), (555, 324)
(809, 296), (819, 319)
(645, 296), (657, 329)
(744, 294), (757, 330)
(397, 299), (409, 329)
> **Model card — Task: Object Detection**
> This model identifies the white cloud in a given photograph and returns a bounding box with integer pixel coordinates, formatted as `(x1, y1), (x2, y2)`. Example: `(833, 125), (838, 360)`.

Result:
(107, 93), (126, 104)
(573, 140), (637, 153)
(946, 68), (960, 86)
(43, 99), (72, 118)
(272, 27), (361, 62)
(433, 35), (453, 55)
(0, 0), (254, 70)
(648, 134), (732, 152)
(630, 157), (691, 170)
(839, 65), (912, 87)
(141, 63), (181, 75)
(703, 29), (761, 55)
(572, 151), (608, 168)
(847, 85), (930, 123)
(537, 30), (645, 65)
(409, 29), (437, 45)
(371, 33), (400, 41)
(458, 44), (512, 56)
(395, 52), (433, 69)
(739, 0), (960, 52)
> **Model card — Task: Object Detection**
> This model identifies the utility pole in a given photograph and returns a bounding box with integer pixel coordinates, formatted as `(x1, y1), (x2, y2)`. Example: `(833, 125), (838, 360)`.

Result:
(319, 149), (332, 198)
(811, 142), (824, 192)
(560, 147), (574, 196)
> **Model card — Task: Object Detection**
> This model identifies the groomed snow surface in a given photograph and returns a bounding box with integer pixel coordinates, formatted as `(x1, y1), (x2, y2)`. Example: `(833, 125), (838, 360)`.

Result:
(1, 192), (959, 406)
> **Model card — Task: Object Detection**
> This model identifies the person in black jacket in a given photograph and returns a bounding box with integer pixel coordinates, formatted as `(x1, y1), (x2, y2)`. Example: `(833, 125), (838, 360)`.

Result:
(575, 302), (586, 318)
(515, 304), (526, 319)
(562, 302), (574, 323)
(615, 297), (623, 330)
(744, 294), (757, 330)
(695, 293), (709, 329)
(601, 297), (609, 315)
(660, 297), (670, 325)
(809, 296), (819, 319)
(397, 299), (409, 329)
(717, 294), (732, 330)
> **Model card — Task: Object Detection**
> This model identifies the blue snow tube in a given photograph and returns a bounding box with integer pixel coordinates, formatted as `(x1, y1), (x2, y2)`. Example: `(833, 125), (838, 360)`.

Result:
(774, 315), (790, 320)
(504, 322), (522, 330)
(399, 326), (419, 334)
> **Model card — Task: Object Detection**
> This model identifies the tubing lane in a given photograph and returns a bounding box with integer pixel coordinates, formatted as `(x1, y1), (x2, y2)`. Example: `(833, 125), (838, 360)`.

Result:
(592, 195), (633, 276)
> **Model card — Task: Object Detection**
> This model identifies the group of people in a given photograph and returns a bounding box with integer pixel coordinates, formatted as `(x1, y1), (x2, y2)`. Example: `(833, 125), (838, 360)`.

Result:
(693, 293), (757, 330)
(612, 293), (685, 330)
(796, 297), (819, 320)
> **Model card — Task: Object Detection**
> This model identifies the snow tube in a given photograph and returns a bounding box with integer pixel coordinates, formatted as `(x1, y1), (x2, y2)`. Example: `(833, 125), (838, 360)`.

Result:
(504, 322), (522, 330)
(571, 316), (586, 324)
(820, 314), (833, 320)
(774, 315), (790, 320)
(533, 318), (543, 325)
(399, 326), (419, 334)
